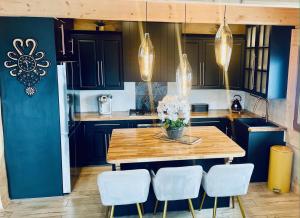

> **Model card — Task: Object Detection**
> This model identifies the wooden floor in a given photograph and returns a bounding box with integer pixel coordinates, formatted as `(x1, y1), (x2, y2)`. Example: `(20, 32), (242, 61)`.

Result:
(0, 166), (299, 218)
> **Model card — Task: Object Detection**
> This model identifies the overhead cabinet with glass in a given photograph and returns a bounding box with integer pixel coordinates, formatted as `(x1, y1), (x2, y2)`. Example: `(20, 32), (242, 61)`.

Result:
(244, 25), (292, 99)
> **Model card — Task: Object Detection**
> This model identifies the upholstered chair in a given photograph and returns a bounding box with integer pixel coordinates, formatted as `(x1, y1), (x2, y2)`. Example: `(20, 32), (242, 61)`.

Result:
(199, 164), (254, 218)
(152, 165), (203, 218)
(97, 169), (151, 218)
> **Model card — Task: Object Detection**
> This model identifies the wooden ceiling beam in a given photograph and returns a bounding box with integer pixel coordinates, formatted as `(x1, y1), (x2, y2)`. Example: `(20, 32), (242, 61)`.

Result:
(0, 0), (298, 26)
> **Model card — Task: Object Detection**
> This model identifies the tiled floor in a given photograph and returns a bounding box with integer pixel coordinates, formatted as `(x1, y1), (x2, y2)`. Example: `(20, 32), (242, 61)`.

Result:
(0, 166), (299, 218)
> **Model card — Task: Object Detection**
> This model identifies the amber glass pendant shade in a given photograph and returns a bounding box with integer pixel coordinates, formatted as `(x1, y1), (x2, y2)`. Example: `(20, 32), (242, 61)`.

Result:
(176, 53), (192, 98)
(215, 23), (233, 72)
(138, 33), (155, 81)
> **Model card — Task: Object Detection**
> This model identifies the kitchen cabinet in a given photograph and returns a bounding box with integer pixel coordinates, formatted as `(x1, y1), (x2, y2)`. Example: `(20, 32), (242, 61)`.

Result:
(185, 35), (245, 89)
(233, 118), (285, 182)
(71, 31), (124, 90)
(76, 118), (233, 166)
(244, 25), (292, 99)
(80, 121), (129, 166)
(54, 18), (75, 62)
(123, 22), (179, 82)
(190, 118), (231, 136)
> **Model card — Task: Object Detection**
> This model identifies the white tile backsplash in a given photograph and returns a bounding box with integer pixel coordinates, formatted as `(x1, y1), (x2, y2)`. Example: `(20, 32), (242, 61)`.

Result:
(167, 82), (246, 110)
(78, 82), (136, 112)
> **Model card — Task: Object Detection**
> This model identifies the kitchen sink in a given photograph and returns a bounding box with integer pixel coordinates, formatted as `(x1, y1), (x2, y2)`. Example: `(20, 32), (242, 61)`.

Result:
(235, 118), (286, 132)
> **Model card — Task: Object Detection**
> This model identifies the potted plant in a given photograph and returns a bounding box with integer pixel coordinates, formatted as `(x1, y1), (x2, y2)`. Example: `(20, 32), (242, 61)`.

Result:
(157, 95), (190, 139)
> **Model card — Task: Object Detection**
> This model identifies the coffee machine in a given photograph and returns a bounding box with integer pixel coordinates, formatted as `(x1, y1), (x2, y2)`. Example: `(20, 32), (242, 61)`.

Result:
(98, 95), (112, 115)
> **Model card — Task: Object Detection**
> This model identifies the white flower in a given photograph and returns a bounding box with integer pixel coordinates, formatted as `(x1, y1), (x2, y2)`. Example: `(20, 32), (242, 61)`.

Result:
(157, 95), (190, 123)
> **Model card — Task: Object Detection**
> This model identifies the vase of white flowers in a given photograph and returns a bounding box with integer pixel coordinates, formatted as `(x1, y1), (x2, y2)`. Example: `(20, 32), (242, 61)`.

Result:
(157, 95), (190, 139)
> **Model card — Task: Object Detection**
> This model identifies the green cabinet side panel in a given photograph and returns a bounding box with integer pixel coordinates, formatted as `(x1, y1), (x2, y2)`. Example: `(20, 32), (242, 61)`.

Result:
(0, 17), (63, 198)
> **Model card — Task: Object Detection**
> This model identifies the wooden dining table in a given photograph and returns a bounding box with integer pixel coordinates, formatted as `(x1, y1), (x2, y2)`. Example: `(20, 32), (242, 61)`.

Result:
(107, 126), (246, 216)
(107, 126), (245, 170)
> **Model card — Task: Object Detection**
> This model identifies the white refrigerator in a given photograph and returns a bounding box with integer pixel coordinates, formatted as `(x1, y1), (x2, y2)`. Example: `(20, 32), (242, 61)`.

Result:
(57, 64), (71, 194)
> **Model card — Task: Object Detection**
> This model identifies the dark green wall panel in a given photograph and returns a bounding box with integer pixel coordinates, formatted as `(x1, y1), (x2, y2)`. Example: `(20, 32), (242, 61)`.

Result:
(0, 17), (63, 198)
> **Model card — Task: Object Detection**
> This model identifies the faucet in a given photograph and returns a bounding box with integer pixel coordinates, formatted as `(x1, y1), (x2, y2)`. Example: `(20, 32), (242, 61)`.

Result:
(252, 96), (269, 123)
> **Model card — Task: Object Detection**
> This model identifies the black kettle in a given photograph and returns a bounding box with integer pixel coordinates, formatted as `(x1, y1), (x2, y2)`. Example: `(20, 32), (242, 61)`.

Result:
(231, 95), (242, 112)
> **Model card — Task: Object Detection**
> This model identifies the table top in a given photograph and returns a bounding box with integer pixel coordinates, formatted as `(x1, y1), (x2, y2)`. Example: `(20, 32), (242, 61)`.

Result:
(107, 126), (245, 165)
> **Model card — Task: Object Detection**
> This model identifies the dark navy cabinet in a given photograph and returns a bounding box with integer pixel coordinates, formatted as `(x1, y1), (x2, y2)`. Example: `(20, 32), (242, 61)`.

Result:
(71, 31), (124, 90)
(185, 35), (245, 89)
(0, 18), (63, 198)
(233, 119), (285, 182)
(190, 118), (231, 136)
(244, 25), (292, 99)
(77, 121), (129, 166)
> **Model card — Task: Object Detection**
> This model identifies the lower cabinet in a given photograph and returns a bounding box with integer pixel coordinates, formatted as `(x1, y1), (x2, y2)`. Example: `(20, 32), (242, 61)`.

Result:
(190, 118), (231, 136)
(72, 118), (232, 166)
(233, 119), (285, 182)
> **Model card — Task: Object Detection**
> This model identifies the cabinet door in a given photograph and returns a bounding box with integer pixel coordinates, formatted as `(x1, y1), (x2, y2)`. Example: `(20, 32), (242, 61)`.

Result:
(84, 125), (109, 165)
(77, 39), (100, 89)
(202, 40), (221, 88)
(123, 22), (141, 81)
(226, 38), (245, 89)
(185, 39), (200, 88)
(102, 39), (124, 89)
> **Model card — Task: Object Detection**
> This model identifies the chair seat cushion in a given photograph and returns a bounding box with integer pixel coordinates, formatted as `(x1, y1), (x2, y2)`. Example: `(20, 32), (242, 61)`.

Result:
(98, 169), (151, 206)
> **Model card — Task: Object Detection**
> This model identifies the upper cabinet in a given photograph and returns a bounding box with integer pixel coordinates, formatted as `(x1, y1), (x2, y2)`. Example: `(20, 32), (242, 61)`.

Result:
(185, 35), (245, 89)
(54, 19), (76, 62)
(244, 25), (292, 99)
(71, 31), (124, 90)
(123, 22), (178, 82)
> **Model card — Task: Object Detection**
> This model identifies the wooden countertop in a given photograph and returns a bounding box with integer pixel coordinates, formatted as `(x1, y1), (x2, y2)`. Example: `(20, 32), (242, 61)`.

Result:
(74, 110), (257, 122)
(107, 126), (245, 165)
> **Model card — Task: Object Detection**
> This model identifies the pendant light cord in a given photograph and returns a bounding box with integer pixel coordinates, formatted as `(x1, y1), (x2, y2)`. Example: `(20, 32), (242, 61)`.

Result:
(145, 0), (148, 34)
(224, 5), (227, 25)
(184, 2), (187, 54)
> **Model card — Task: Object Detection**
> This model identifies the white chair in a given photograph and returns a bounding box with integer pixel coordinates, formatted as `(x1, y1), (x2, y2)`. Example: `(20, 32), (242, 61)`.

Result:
(152, 165), (203, 218)
(199, 164), (254, 218)
(97, 169), (151, 218)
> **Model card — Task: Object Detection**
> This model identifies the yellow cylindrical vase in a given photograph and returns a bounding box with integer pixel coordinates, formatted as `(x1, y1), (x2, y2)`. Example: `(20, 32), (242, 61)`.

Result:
(268, 145), (293, 193)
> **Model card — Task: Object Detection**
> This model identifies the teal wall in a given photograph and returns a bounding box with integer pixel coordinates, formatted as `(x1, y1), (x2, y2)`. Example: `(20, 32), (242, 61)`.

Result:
(0, 17), (63, 198)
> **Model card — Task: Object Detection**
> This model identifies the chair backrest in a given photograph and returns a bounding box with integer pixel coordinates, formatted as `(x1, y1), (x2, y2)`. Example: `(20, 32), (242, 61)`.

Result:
(152, 165), (203, 201)
(204, 164), (254, 197)
(97, 169), (151, 206)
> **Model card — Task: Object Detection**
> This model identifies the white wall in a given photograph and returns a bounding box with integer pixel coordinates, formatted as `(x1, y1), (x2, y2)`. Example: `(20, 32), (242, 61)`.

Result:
(78, 82), (135, 112)
(168, 82), (246, 110)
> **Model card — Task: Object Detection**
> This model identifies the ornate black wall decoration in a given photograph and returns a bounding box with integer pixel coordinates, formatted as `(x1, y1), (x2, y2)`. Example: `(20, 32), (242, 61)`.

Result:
(4, 38), (50, 96)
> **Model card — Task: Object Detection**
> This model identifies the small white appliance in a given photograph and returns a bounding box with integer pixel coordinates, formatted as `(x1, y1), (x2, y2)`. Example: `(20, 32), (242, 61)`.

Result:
(98, 95), (112, 115)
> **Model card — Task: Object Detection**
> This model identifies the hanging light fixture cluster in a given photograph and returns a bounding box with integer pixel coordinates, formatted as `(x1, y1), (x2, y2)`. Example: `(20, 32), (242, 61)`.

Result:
(215, 5), (233, 73)
(176, 2), (192, 98)
(138, 1), (192, 98)
(138, 1), (155, 82)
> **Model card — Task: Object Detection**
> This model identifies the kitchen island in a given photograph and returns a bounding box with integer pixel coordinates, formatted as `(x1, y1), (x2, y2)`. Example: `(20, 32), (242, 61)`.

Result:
(107, 126), (245, 216)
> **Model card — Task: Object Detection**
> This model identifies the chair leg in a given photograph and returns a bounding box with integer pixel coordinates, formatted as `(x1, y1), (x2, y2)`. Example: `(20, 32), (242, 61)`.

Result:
(188, 199), (196, 218)
(105, 206), (110, 218)
(232, 196), (235, 209)
(199, 192), (206, 211)
(153, 200), (159, 215)
(163, 201), (168, 218)
(213, 197), (218, 218)
(110, 205), (115, 218)
(136, 203), (143, 218)
(140, 203), (144, 215)
(237, 196), (246, 218)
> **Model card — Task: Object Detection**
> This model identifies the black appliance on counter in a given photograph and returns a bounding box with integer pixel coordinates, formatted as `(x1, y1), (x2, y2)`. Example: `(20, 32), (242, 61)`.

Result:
(191, 104), (209, 112)
(231, 95), (243, 113)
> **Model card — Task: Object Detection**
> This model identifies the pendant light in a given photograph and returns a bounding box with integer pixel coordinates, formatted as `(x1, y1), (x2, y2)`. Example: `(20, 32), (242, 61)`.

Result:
(138, 1), (155, 82)
(215, 5), (233, 73)
(176, 3), (192, 98)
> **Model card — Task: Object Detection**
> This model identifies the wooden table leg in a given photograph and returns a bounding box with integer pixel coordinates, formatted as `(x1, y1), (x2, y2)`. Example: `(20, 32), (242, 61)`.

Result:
(225, 157), (233, 165)
(115, 164), (121, 171)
